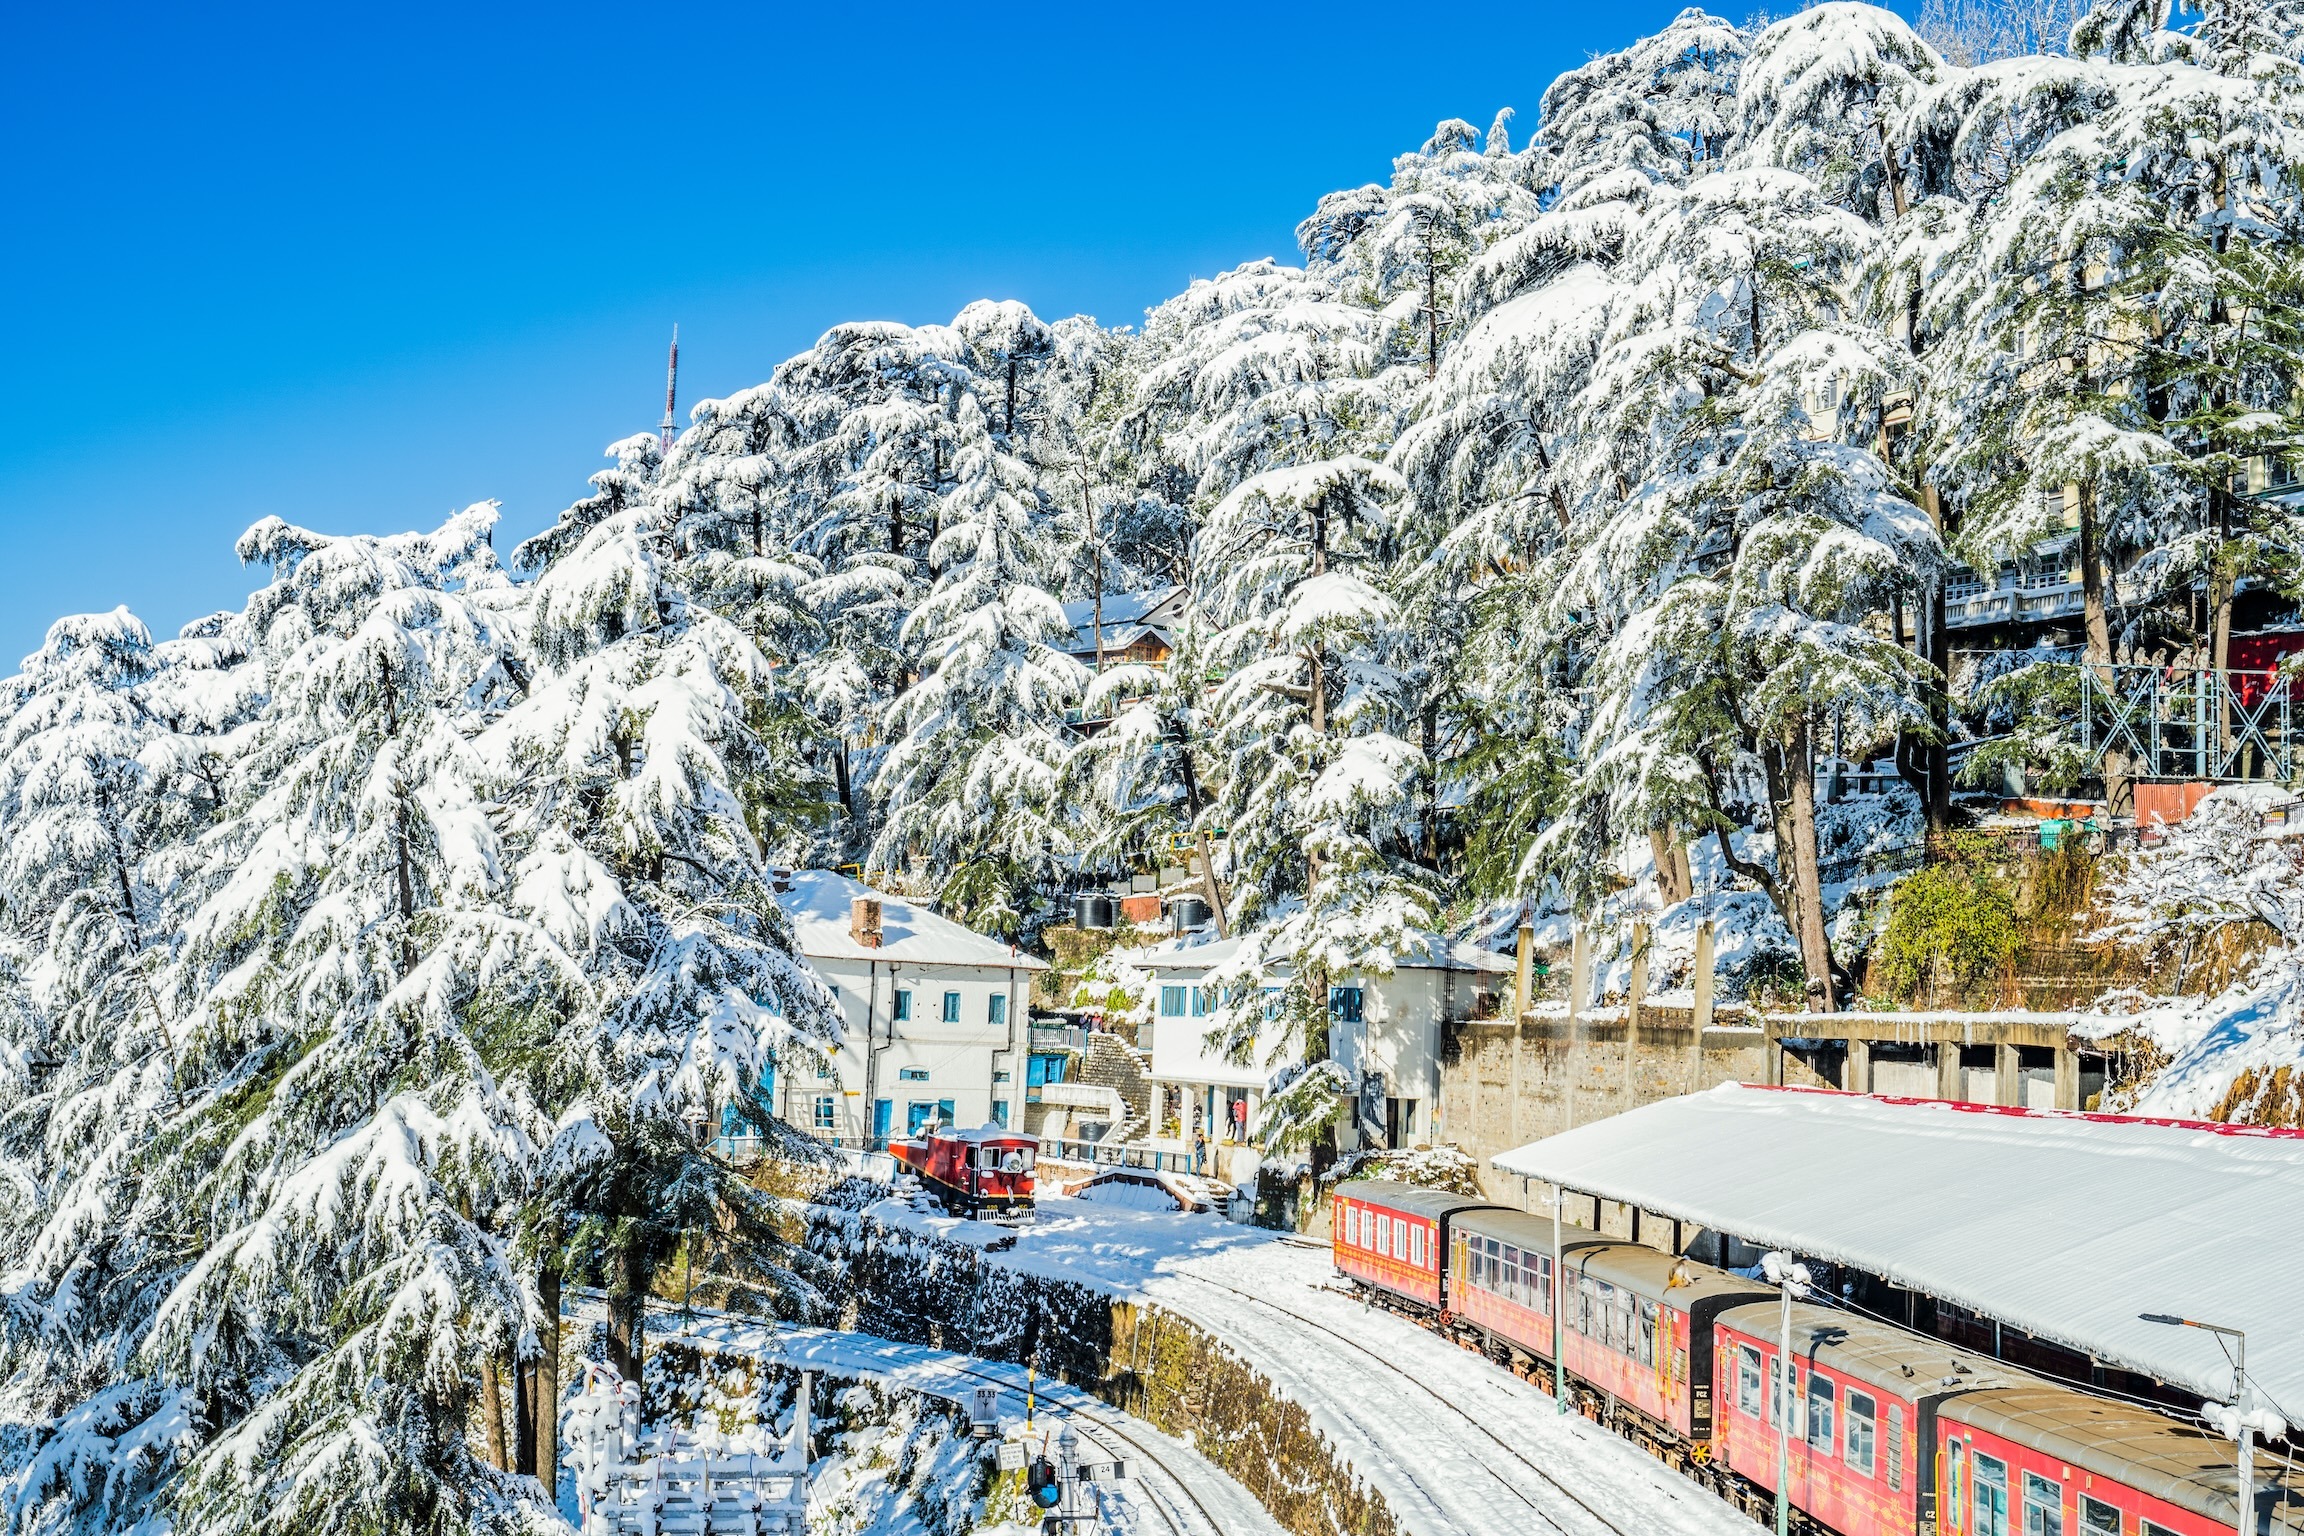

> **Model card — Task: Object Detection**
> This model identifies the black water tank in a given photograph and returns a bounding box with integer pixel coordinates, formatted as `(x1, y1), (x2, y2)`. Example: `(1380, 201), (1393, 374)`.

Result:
(1170, 895), (1213, 931)
(1073, 893), (1115, 929)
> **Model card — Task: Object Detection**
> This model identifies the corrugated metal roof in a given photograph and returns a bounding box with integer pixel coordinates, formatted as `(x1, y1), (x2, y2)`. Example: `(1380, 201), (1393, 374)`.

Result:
(1493, 1084), (2304, 1415)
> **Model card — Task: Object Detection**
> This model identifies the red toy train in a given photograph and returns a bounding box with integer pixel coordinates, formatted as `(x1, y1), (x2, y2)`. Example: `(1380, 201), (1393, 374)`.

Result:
(888, 1123), (1038, 1219)
(1334, 1180), (2302, 1536)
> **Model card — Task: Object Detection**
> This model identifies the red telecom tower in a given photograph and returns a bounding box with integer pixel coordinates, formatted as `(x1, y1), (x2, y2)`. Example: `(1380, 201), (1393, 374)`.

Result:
(660, 324), (680, 454)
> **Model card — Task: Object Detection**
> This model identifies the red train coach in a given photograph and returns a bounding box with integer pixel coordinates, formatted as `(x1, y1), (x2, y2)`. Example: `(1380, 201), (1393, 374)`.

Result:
(1557, 1243), (1771, 1459)
(1938, 1386), (2304, 1536)
(1447, 1205), (1611, 1378)
(1713, 1300), (2011, 1536)
(1332, 1179), (1496, 1311)
(887, 1123), (1037, 1218)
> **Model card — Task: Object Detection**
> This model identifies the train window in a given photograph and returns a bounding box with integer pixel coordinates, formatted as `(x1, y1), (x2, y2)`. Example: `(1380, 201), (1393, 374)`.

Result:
(1806, 1375), (1836, 1454)
(1376, 1214), (1391, 1257)
(1597, 1282), (1618, 1350)
(1844, 1389), (1876, 1476)
(1737, 1345), (1762, 1416)
(2141, 1522), (2178, 1536)
(1411, 1224), (1427, 1267)
(2022, 1473), (2063, 1536)
(1974, 1452), (2010, 1536)
(1533, 1253), (1552, 1314)
(1886, 1404), (1904, 1489)
(2079, 1496), (2118, 1534)
(1502, 1245), (1521, 1303)
(1577, 1275), (1596, 1335)
(1947, 1442), (1966, 1533)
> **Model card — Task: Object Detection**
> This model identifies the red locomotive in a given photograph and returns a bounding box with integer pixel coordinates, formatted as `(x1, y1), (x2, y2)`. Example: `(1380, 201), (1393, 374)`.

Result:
(1334, 1179), (2304, 1536)
(888, 1123), (1038, 1219)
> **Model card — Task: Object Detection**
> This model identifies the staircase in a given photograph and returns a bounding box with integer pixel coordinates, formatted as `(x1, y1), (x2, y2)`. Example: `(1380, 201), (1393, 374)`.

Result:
(1074, 1032), (1155, 1142)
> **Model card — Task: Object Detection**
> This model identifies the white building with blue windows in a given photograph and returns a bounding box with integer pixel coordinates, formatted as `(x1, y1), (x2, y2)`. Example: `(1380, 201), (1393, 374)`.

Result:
(771, 871), (1047, 1147)
(1134, 931), (1511, 1156)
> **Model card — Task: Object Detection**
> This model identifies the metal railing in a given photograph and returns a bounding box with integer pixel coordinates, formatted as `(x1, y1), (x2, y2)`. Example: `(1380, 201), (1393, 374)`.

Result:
(1038, 1136), (1209, 1175)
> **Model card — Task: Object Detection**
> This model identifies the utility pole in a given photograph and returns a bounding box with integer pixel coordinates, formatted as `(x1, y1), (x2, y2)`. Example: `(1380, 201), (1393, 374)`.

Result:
(2141, 1314), (2284, 1536)
(660, 324), (680, 455)
(1763, 1251), (1812, 1536)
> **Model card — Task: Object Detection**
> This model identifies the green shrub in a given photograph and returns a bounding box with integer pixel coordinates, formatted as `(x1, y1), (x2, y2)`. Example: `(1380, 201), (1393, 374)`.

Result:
(1874, 862), (2021, 1003)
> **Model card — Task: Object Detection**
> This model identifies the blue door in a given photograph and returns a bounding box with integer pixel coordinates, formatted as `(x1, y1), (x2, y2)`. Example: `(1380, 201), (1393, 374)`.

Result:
(873, 1098), (892, 1145)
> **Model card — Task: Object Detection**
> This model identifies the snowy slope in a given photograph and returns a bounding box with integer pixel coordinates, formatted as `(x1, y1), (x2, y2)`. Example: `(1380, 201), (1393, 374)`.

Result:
(863, 1196), (1756, 1536)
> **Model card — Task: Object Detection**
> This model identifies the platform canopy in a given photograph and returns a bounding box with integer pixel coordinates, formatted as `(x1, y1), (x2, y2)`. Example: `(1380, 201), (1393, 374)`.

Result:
(1494, 1083), (2304, 1416)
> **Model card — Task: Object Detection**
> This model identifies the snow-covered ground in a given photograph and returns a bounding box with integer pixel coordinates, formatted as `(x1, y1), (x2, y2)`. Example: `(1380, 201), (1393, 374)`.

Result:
(864, 1194), (1757, 1536)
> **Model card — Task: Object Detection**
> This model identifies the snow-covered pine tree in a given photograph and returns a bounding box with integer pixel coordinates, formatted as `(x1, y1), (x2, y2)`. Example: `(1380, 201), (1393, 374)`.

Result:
(871, 393), (1085, 931)
(122, 508), (561, 1534)
(502, 461), (843, 1408)
(1197, 456), (1433, 1151)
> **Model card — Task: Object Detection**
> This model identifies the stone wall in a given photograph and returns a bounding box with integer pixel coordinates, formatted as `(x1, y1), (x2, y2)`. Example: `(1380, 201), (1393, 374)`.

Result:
(1436, 1003), (1778, 1204)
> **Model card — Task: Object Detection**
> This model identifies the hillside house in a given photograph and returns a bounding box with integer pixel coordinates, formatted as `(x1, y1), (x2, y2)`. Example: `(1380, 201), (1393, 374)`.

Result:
(771, 871), (1047, 1146)
(1133, 931), (1511, 1158)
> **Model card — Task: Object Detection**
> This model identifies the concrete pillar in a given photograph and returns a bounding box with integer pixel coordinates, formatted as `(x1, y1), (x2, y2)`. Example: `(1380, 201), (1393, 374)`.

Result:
(1622, 921), (1648, 1111)
(1847, 1036), (1872, 1095)
(1689, 920), (1715, 1095)
(1566, 924), (1590, 1131)
(1766, 1031), (1787, 1087)
(1995, 1043), (2020, 1107)
(1514, 906), (1535, 1019)
(2054, 1047), (2080, 1111)
(1937, 1041), (1962, 1103)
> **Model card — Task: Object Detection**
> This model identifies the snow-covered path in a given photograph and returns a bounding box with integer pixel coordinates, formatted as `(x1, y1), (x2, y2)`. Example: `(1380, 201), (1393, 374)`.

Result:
(867, 1193), (1757, 1536)
(655, 1310), (1285, 1536)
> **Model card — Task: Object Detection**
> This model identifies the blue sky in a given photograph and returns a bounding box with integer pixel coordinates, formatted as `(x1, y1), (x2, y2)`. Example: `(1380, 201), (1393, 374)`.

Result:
(3, 0), (1709, 666)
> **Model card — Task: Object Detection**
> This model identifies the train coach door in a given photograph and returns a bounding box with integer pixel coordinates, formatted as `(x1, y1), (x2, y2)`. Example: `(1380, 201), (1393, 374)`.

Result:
(1943, 1440), (1966, 1535)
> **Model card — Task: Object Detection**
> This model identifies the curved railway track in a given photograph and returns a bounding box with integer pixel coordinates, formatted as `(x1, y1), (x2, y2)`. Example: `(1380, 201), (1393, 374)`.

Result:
(1163, 1269), (1650, 1536)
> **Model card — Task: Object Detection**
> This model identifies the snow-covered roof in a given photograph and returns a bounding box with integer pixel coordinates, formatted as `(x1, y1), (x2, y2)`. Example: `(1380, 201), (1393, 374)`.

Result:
(1130, 931), (1511, 976)
(773, 871), (1047, 970)
(1494, 1085), (2304, 1413)
(1059, 586), (1187, 653)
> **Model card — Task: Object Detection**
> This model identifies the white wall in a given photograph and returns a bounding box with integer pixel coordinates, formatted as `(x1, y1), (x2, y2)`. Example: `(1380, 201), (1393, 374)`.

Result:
(1146, 971), (1273, 1089)
(787, 955), (1026, 1140)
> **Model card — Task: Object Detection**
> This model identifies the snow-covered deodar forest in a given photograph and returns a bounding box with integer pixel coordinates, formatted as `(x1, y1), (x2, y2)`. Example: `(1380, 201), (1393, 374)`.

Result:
(8, 0), (2304, 1529)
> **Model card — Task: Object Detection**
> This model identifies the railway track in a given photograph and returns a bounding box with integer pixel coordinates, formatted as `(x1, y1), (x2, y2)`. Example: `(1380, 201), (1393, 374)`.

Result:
(1164, 1269), (1648, 1536)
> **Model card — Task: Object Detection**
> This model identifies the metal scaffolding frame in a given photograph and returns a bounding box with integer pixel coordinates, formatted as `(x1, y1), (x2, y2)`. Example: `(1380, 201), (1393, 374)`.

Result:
(2079, 665), (2295, 782)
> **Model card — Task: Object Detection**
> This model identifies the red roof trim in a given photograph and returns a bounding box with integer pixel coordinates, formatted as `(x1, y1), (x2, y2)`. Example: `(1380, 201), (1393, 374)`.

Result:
(1741, 1083), (2304, 1141)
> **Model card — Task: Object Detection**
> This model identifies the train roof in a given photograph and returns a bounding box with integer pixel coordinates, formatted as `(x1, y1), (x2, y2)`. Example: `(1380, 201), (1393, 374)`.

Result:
(1944, 1385), (2304, 1532)
(1494, 1083), (2304, 1411)
(927, 1123), (1035, 1144)
(1333, 1180), (1499, 1223)
(1453, 1205), (1612, 1254)
(1715, 1300), (2030, 1401)
(1565, 1242), (1775, 1312)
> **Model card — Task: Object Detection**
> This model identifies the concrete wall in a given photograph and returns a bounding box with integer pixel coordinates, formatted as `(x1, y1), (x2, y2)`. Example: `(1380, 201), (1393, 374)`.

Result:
(1435, 1004), (1769, 1203)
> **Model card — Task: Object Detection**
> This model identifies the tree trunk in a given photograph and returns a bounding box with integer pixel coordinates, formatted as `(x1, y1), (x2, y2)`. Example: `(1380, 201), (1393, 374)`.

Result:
(1425, 240), (1440, 380)
(2077, 483), (2131, 813)
(514, 1356), (538, 1476)
(479, 1355), (508, 1470)
(1305, 498), (1330, 897)
(1927, 578), (1952, 831)
(537, 1267), (562, 1496)
(1765, 727), (1835, 1012)
(2210, 543), (2237, 757)
(1650, 827), (1692, 906)
(1419, 701), (1439, 867)
(1005, 359), (1017, 436)
(607, 1247), (644, 1399)
(382, 660), (419, 975)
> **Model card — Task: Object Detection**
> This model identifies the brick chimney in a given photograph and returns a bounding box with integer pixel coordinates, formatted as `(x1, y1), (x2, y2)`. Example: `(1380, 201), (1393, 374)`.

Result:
(849, 895), (883, 949)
